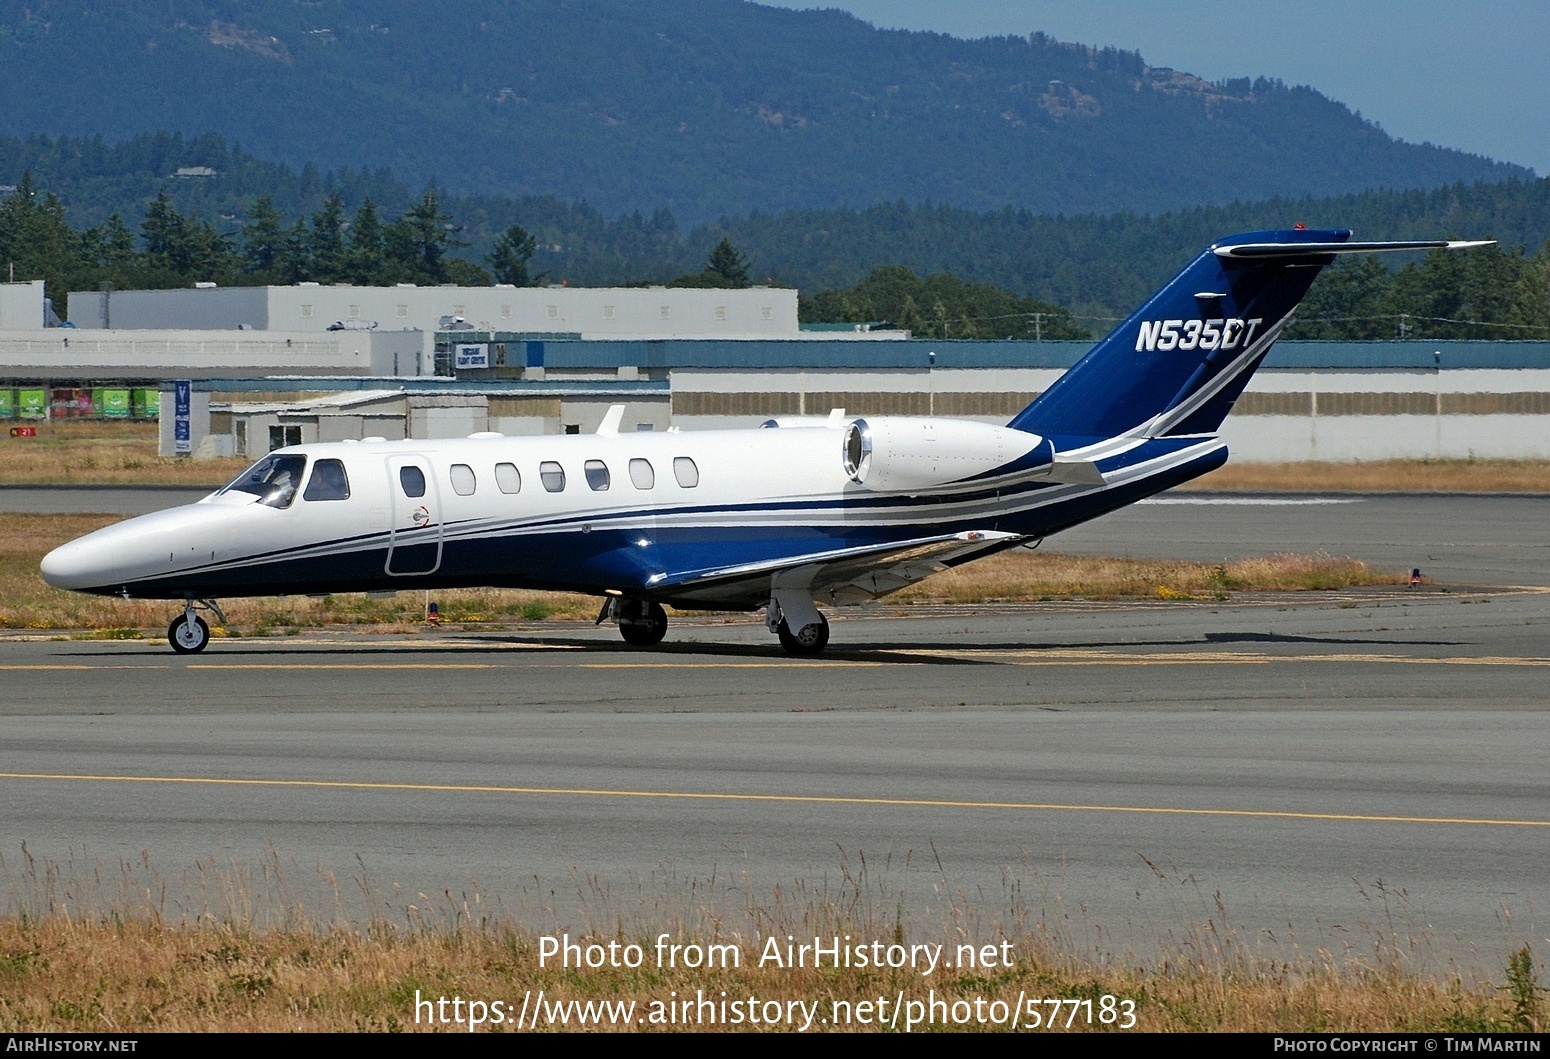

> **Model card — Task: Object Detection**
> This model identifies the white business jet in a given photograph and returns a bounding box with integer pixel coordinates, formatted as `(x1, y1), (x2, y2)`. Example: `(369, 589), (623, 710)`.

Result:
(41, 229), (1488, 655)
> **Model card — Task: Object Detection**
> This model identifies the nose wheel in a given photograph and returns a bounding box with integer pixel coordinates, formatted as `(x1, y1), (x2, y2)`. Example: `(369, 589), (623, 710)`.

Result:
(169, 613), (210, 654)
(169, 599), (227, 654)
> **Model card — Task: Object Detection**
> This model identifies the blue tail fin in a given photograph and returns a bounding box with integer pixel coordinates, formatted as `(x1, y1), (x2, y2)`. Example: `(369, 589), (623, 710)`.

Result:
(1008, 229), (1484, 441)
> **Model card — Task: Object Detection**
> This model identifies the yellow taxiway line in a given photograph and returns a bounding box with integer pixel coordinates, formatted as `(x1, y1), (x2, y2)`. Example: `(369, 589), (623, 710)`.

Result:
(2, 647), (1549, 671)
(0, 771), (1543, 829)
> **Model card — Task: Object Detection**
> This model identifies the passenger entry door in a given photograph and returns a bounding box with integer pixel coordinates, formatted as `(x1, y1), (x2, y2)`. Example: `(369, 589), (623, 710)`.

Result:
(385, 455), (443, 575)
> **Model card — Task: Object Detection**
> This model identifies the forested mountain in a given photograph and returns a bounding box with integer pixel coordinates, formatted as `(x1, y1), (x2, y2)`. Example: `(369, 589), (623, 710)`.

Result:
(0, 0), (1526, 223)
(7, 130), (1549, 313)
(6, 148), (1546, 341)
(5, 126), (1550, 340)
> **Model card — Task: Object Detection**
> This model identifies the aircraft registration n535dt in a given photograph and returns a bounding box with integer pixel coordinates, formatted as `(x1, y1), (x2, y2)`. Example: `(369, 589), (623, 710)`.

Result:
(41, 229), (1488, 655)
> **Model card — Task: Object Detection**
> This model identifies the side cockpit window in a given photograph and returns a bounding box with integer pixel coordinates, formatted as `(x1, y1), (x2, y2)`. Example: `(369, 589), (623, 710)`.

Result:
(303, 458), (350, 501)
(221, 453), (307, 509)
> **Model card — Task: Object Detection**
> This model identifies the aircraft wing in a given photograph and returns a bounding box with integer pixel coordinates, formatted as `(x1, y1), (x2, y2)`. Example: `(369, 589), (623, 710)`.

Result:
(651, 530), (1027, 610)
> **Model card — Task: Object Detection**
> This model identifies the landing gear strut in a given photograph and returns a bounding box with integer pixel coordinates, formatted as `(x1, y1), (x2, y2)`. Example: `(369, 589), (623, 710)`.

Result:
(600, 598), (668, 647)
(169, 599), (226, 654)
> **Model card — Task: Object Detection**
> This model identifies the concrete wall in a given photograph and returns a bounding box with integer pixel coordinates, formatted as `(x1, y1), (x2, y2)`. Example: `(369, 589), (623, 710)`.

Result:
(64, 284), (801, 352)
(0, 328), (422, 378)
(0, 281), (46, 330)
(1221, 367), (1550, 461)
(666, 364), (1550, 461)
(68, 287), (269, 330)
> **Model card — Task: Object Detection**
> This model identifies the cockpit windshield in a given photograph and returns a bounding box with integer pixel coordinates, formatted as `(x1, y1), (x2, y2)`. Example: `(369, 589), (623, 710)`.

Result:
(219, 453), (308, 509)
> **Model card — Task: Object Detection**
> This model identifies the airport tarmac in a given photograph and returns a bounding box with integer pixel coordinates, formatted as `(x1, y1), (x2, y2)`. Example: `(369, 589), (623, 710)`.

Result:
(0, 490), (1545, 969)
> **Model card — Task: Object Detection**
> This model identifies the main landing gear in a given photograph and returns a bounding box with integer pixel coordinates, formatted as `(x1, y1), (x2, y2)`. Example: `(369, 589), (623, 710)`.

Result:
(169, 599), (227, 654)
(598, 597), (669, 647)
(766, 587), (830, 657)
(775, 613), (829, 656)
(597, 592), (831, 656)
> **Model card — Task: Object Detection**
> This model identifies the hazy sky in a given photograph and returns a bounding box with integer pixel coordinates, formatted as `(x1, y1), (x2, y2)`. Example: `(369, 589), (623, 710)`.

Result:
(759, 0), (1548, 176)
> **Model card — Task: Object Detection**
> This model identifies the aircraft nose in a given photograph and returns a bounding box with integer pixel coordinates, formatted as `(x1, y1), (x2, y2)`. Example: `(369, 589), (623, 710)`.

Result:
(40, 535), (117, 592)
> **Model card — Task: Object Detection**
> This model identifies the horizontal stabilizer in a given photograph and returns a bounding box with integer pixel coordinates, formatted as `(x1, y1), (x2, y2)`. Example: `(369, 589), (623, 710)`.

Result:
(1214, 239), (1494, 260)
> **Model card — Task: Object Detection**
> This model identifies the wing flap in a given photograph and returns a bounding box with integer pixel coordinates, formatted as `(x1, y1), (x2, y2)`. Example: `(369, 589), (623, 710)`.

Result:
(653, 530), (1025, 609)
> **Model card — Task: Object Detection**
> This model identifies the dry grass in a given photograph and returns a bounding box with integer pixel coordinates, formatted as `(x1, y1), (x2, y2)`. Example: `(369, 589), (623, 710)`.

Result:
(3, 517), (1408, 634)
(894, 550), (1406, 605)
(0, 851), (1536, 1033)
(0, 421), (246, 486)
(1194, 458), (1550, 493)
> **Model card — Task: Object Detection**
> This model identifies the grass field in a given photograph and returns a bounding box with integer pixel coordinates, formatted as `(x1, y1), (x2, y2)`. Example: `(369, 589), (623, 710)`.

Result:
(0, 851), (1539, 1033)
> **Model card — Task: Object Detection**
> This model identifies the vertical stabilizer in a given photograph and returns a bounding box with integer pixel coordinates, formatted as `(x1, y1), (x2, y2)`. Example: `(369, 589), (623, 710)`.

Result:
(1007, 230), (1488, 442)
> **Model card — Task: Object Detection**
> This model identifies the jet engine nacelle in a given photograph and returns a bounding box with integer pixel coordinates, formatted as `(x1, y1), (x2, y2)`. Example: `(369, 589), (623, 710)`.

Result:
(841, 417), (1054, 492)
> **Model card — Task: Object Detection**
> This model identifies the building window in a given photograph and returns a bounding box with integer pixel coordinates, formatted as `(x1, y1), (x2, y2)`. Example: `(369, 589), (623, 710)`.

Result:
(495, 462), (521, 494)
(584, 459), (610, 491)
(449, 463), (476, 496)
(540, 461), (566, 492)
(673, 456), (699, 488)
(269, 424), (302, 451)
(629, 458), (655, 489)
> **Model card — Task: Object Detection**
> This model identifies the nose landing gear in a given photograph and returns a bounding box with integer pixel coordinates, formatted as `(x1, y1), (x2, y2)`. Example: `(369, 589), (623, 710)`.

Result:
(169, 599), (227, 654)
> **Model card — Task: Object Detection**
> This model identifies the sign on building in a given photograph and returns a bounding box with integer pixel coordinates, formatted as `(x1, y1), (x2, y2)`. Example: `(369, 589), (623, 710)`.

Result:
(174, 380), (191, 454)
(455, 343), (489, 369)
